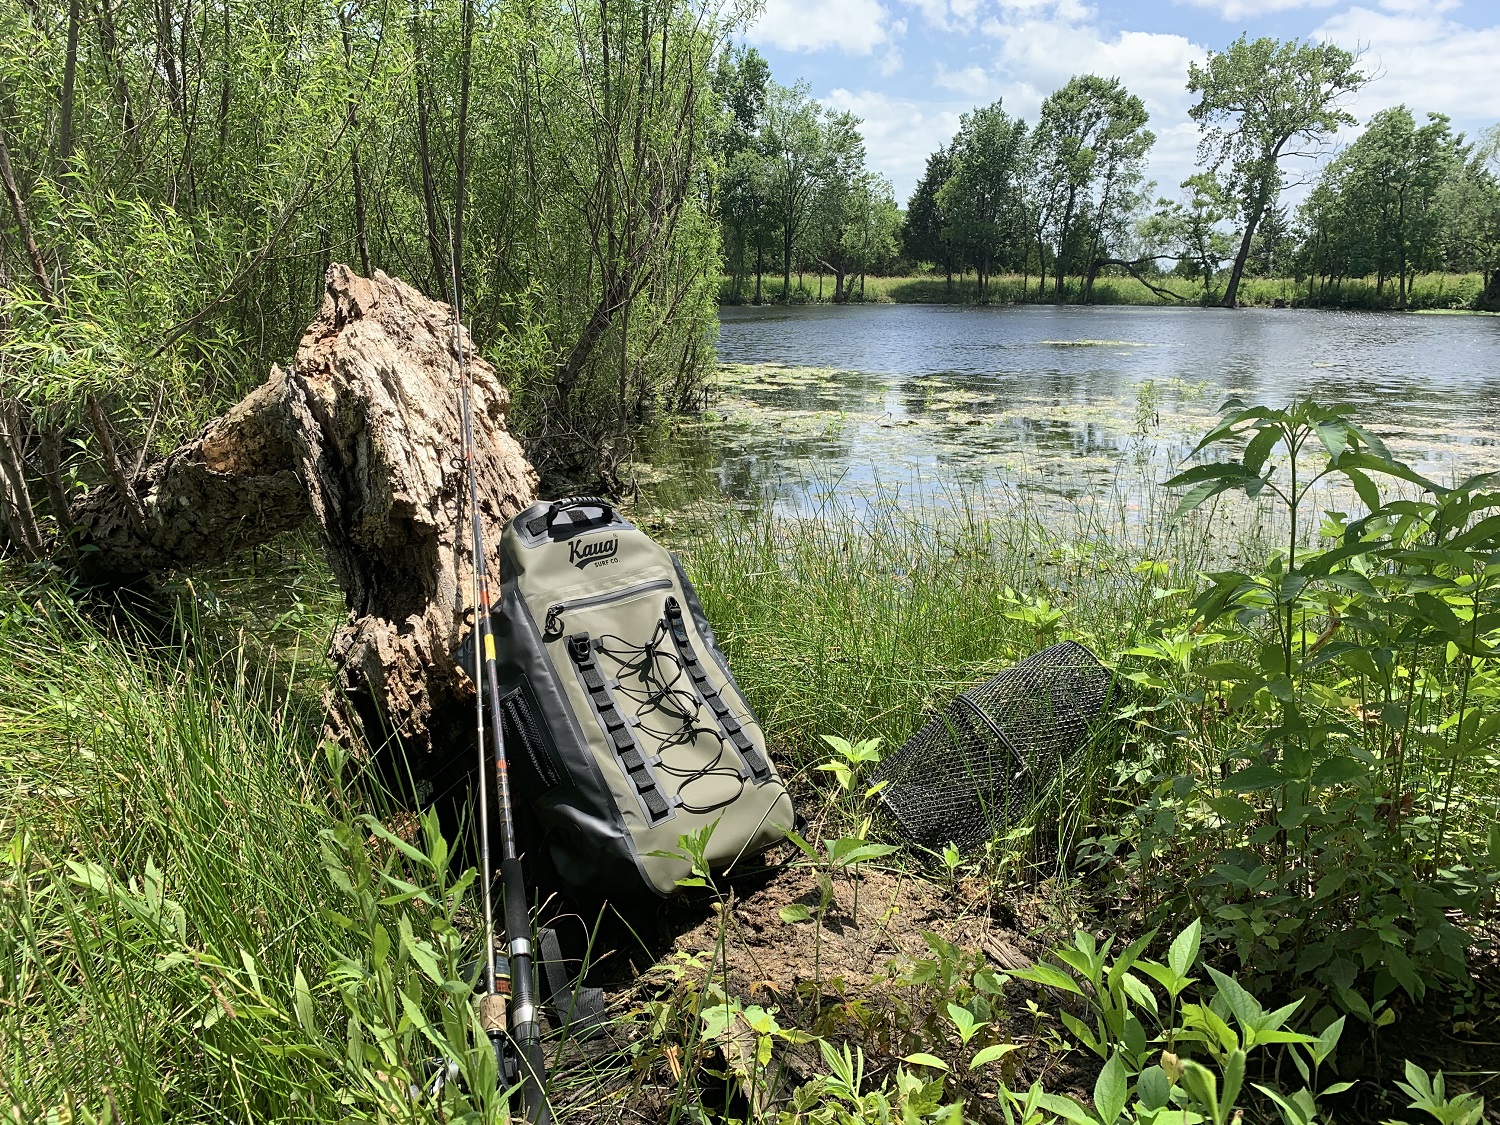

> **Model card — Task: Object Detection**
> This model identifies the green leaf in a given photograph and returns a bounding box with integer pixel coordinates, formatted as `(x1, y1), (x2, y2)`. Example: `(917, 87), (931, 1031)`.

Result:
(1178, 1060), (1219, 1125)
(1311, 1016), (1347, 1066)
(293, 966), (316, 1036)
(947, 1001), (982, 1043)
(371, 924), (390, 968)
(1221, 1048), (1246, 1121)
(1060, 1010), (1104, 1057)
(902, 1052), (950, 1071)
(1172, 477), (1247, 520)
(1035, 1092), (1099, 1125)
(1207, 794), (1256, 823)
(970, 1043), (1022, 1069)
(1242, 425), (1281, 475)
(1224, 764), (1285, 792)
(1313, 419), (1349, 464)
(1093, 1052), (1129, 1124)
(1322, 572), (1378, 598)
(1168, 919), (1202, 979)
(782, 828), (821, 861)
(362, 816), (433, 869)
(1200, 660), (1258, 682)
(397, 915), (446, 985)
(825, 837), (899, 867)
(1121, 970), (1160, 1017)
(1009, 962), (1084, 996)
(1339, 450), (1438, 492)
(1343, 466), (1381, 511)
(1311, 755), (1367, 787)
(779, 904), (812, 924)
(1137, 1066), (1171, 1112)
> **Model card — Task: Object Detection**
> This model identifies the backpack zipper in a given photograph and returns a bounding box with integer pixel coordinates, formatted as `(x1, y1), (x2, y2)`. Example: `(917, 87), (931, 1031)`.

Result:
(542, 578), (672, 641)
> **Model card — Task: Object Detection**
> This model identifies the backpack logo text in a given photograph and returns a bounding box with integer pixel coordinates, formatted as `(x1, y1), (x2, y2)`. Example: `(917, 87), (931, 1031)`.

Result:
(569, 536), (619, 569)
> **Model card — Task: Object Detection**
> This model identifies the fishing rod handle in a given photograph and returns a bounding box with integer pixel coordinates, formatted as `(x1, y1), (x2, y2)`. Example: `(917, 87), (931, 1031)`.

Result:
(502, 856), (549, 1124)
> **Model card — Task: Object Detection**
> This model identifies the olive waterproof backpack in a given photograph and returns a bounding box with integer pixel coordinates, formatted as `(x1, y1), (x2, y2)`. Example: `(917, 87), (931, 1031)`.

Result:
(485, 497), (795, 897)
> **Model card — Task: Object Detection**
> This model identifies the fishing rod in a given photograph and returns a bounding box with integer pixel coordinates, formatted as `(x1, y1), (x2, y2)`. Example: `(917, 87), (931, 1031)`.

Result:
(449, 238), (550, 1124)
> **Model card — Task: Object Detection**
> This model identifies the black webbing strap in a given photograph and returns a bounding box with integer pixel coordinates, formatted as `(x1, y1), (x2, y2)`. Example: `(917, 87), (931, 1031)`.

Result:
(525, 496), (615, 538)
(663, 596), (772, 783)
(538, 926), (608, 1040)
(567, 633), (671, 822)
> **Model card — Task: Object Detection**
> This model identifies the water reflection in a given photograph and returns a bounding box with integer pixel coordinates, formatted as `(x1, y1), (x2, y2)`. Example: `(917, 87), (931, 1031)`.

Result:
(686, 304), (1500, 516)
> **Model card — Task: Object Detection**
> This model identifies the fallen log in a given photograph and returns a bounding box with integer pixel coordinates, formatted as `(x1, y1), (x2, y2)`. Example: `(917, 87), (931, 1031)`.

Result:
(72, 265), (538, 775)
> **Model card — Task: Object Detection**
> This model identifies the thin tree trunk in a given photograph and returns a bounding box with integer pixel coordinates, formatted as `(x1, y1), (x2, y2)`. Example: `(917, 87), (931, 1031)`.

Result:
(216, 0), (230, 149)
(98, 0), (139, 157)
(158, 0), (182, 117)
(0, 402), (42, 558)
(413, 8), (445, 293)
(1483, 267), (1500, 309)
(58, 0), (81, 183)
(39, 426), (74, 542)
(452, 0), (474, 295)
(86, 393), (148, 534)
(781, 222), (792, 302)
(1221, 175), (1275, 309)
(0, 118), (55, 303)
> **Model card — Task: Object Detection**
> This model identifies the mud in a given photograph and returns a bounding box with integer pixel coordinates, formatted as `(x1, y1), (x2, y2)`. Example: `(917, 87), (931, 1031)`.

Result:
(664, 859), (1036, 1007)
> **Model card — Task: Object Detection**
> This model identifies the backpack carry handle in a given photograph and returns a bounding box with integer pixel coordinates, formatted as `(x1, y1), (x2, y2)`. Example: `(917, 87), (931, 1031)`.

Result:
(527, 495), (615, 537)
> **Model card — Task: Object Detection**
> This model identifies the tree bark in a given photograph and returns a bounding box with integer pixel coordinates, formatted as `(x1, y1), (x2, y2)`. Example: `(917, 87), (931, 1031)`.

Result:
(1221, 166), (1279, 309)
(1483, 268), (1500, 310)
(71, 265), (539, 769)
(58, 0), (81, 183)
(0, 115), (57, 304)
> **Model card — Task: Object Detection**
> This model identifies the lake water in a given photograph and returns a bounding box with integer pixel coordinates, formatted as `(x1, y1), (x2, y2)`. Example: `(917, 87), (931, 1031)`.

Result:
(682, 304), (1500, 520)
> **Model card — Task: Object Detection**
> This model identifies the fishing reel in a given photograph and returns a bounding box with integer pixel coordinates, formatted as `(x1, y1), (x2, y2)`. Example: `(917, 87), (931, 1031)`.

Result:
(409, 953), (531, 1109)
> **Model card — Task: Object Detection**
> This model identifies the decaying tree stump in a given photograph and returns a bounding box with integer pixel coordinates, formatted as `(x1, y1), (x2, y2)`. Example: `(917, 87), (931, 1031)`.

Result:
(72, 265), (538, 775)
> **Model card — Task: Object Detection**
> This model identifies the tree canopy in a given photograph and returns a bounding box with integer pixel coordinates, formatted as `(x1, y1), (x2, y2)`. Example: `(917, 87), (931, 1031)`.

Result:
(1186, 35), (1367, 307)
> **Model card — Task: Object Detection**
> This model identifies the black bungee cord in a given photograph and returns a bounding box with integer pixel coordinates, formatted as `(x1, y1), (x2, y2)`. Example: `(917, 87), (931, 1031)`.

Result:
(593, 623), (748, 814)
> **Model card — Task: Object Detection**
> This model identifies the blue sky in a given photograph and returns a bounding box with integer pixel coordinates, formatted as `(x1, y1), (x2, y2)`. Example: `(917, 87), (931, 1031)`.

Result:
(741, 0), (1500, 206)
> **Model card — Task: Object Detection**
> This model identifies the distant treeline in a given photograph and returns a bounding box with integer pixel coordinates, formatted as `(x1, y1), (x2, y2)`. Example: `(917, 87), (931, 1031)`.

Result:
(713, 38), (1500, 311)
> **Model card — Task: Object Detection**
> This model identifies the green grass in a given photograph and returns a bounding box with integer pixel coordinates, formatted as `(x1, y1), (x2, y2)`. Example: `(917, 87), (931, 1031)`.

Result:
(6, 418), (1500, 1120)
(1, 588), (338, 1117)
(672, 491), (1210, 772)
(0, 583), (507, 1122)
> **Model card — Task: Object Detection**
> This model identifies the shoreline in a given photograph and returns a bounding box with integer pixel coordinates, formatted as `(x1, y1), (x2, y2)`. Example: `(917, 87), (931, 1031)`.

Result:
(718, 271), (1497, 313)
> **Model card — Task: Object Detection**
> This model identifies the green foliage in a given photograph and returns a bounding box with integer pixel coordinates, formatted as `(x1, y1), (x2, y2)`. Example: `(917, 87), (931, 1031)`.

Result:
(0, 587), (508, 1120)
(1029, 75), (1155, 302)
(936, 101), (1030, 301)
(1296, 107), (1467, 308)
(1099, 398), (1499, 1018)
(1002, 920), (1352, 1125)
(0, 0), (727, 531)
(1187, 35), (1367, 305)
(1391, 1061), (1486, 1125)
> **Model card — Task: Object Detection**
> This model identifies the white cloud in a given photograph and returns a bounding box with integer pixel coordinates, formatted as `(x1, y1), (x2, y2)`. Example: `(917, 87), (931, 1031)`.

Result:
(933, 63), (995, 96)
(903, 0), (985, 33)
(1176, 0), (1339, 19)
(1374, 0), (1460, 13)
(825, 88), (969, 199)
(776, 0), (1500, 209)
(1314, 6), (1500, 123)
(978, 19), (1205, 118)
(748, 0), (894, 54)
(813, 0), (1214, 200)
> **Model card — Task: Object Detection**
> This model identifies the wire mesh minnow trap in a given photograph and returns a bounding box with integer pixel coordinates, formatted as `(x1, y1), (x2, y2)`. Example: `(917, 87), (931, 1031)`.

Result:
(872, 640), (1115, 850)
